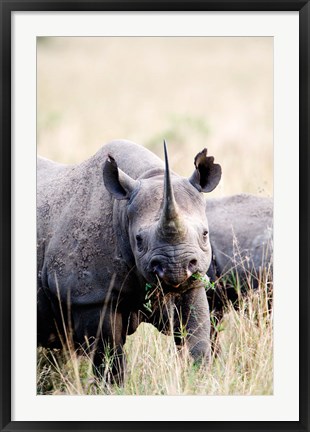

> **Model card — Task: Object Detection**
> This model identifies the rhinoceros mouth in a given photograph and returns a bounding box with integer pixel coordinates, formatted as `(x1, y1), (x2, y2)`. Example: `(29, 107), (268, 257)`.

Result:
(149, 268), (197, 292)
(162, 274), (191, 289)
(149, 252), (200, 286)
(157, 271), (191, 288)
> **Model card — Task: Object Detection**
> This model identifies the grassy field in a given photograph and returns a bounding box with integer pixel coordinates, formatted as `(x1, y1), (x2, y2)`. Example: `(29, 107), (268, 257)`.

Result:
(37, 265), (273, 396)
(37, 37), (273, 396)
(37, 37), (273, 197)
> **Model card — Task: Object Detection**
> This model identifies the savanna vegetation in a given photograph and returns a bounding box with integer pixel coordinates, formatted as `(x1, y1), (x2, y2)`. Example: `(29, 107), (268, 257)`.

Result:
(37, 261), (273, 396)
(37, 37), (273, 396)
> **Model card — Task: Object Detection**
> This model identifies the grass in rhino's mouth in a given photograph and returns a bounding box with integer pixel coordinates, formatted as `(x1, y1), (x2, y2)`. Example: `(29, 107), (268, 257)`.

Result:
(142, 279), (185, 313)
(191, 272), (216, 292)
(142, 273), (216, 312)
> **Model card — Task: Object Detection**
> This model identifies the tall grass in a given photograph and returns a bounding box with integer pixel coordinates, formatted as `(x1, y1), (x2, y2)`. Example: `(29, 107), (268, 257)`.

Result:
(37, 265), (273, 396)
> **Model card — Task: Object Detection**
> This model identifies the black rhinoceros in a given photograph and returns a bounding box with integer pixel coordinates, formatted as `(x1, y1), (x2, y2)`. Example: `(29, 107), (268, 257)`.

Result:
(37, 140), (222, 380)
(206, 194), (273, 311)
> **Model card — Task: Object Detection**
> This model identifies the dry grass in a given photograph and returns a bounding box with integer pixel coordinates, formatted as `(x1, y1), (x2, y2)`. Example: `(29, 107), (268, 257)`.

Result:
(37, 266), (273, 396)
(37, 37), (273, 197)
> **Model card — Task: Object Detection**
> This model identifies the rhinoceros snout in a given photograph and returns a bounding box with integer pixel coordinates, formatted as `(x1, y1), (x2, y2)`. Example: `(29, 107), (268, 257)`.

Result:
(150, 257), (199, 288)
(151, 260), (165, 280)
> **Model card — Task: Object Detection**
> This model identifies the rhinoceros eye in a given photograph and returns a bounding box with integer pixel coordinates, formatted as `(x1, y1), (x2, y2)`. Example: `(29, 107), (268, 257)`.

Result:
(136, 234), (143, 251)
(202, 230), (209, 240)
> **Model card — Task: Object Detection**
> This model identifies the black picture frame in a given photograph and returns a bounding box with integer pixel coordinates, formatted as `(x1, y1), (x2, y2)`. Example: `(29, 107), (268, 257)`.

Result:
(1, 1), (309, 431)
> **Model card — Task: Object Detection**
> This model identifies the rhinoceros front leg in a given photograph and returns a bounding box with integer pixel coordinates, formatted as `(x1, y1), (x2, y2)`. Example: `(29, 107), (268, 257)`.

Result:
(72, 305), (126, 383)
(93, 311), (127, 384)
(173, 286), (211, 364)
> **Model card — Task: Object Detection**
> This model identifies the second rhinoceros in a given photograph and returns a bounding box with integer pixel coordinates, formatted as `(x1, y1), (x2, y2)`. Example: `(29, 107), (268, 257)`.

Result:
(37, 140), (221, 380)
(206, 194), (273, 311)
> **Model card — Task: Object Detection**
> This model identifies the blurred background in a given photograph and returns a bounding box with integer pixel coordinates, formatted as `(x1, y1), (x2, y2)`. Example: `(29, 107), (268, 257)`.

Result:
(37, 37), (273, 197)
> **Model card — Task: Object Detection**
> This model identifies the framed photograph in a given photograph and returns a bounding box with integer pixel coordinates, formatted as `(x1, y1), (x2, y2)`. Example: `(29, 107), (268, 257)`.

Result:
(1, 1), (309, 431)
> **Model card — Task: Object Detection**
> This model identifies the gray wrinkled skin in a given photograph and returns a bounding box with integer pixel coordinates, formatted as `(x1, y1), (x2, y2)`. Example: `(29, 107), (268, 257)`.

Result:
(37, 140), (221, 380)
(206, 194), (273, 310)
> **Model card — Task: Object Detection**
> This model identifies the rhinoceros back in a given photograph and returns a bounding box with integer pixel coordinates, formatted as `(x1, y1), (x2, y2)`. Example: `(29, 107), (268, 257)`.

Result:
(37, 140), (164, 305)
(207, 194), (273, 278)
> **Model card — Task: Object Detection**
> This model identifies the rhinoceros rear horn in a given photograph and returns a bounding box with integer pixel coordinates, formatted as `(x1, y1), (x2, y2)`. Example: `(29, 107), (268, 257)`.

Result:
(103, 155), (138, 200)
(189, 148), (222, 193)
(157, 141), (185, 236)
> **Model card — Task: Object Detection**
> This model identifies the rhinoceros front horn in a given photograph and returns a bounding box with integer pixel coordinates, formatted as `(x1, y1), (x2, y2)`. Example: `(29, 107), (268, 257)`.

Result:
(157, 140), (185, 237)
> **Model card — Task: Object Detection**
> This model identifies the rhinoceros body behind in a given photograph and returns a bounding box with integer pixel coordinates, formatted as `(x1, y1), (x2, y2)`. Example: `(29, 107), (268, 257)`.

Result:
(37, 140), (222, 379)
(206, 194), (273, 311)
(207, 194), (272, 276)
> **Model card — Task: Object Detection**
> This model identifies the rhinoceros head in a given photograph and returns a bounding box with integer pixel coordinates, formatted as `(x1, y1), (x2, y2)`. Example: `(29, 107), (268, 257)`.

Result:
(103, 142), (221, 290)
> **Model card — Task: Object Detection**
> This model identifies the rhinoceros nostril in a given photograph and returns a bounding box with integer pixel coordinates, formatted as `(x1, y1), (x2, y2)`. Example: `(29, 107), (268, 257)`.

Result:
(188, 259), (198, 275)
(151, 260), (165, 279)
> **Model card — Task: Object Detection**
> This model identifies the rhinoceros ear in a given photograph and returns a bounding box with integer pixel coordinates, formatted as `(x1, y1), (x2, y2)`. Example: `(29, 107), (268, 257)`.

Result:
(189, 148), (222, 193)
(103, 155), (138, 200)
